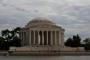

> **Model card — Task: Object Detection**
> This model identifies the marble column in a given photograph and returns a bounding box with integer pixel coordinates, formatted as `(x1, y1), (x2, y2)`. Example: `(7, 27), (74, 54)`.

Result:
(35, 31), (38, 45)
(42, 31), (44, 45)
(44, 31), (47, 45)
(34, 31), (35, 45)
(52, 31), (55, 45)
(50, 31), (53, 45)
(30, 30), (31, 45)
(27, 31), (29, 45)
(37, 31), (40, 45)
(40, 31), (42, 45)
(47, 31), (48, 45)
(59, 31), (61, 46)
(58, 31), (60, 46)
(55, 31), (57, 45)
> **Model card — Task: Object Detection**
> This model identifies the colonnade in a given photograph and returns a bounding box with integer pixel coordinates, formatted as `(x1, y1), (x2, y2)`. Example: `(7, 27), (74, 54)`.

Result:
(29, 30), (61, 46)
(20, 30), (64, 46)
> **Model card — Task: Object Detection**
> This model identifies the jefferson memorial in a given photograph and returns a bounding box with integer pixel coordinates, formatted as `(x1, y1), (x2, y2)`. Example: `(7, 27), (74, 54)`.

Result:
(20, 17), (65, 48)
(10, 17), (65, 55)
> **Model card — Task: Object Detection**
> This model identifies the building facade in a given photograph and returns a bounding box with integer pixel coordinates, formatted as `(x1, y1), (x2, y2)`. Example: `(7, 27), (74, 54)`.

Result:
(20, 17), (65, 48)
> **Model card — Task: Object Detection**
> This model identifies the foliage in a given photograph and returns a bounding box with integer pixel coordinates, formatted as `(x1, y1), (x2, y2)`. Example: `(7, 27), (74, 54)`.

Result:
(10, 37), (21, 47)
(1, 29), (11, 40)
(65, 34), (81, 47)
(0, 27), (21, 50)
(0, 36), (9, 50)
(12, 27), (21, 37)
(83, 38), (90, 50)
(65, 38), (72, 47)
(83, 38), (90, 44)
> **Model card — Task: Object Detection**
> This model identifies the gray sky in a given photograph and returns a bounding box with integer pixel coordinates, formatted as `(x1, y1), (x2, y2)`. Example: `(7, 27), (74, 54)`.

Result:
(0, 0), (90, 40)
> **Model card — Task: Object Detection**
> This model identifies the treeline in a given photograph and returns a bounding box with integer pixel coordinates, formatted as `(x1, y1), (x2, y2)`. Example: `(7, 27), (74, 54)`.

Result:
(65, 34), (90, 50)
(0, 27), (21, 50)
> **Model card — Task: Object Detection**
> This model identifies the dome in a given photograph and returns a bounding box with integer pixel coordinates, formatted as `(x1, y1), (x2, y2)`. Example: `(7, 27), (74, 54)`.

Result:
(25, 17), (55, 27)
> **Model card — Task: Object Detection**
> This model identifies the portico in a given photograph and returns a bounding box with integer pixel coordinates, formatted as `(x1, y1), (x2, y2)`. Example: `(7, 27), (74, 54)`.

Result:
(29, 30), (60, 46)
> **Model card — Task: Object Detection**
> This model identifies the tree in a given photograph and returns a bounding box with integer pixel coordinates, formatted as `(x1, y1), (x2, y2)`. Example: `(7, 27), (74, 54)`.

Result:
(12, 27), (21, 37)
(1, 29), (10, 40)
(65, 34), (81, 47)
(10, 36), (21, 47)
(0, 36), (9, 50)
(83, 38), (90, 44)
(0, 27), (22, 50)
(1, 29), (11, 50)
(72, 34), (81, 47)
(0, 37), (5, 49)
(83, 38), (90, 50)
(65, 38), (73, 47)
(9, 27), (21, 47)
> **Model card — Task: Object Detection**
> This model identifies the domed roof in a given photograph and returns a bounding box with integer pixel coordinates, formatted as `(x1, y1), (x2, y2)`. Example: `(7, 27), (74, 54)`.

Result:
(25, 17), (55, 27)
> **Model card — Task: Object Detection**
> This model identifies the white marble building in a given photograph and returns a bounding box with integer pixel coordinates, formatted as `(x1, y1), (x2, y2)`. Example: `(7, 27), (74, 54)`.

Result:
(9, 17), (65, 53)
(20, 17), (65, 48)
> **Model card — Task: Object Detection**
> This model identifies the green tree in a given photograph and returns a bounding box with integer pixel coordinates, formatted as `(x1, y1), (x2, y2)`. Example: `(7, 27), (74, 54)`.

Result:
(0, 36), (5, 48)
(13, 27), (21, 35)
(83, 38), (90, 50)
(1, 29), (10, 40)
(65, 34), (81, 48)
(83, 38), (90, 44)
(10, 27), (21, 47)
(0, 27), (22, 50)
(65, 38), (73, 47)
(72, 34), (81, 47)
(0, 36), (9, 50)
(12, 36), (21, 47)
(1, 29), (11, 50)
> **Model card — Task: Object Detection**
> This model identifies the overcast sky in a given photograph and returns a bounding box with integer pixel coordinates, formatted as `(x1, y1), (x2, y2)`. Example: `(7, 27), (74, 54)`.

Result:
(0, 0), (90, 40)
